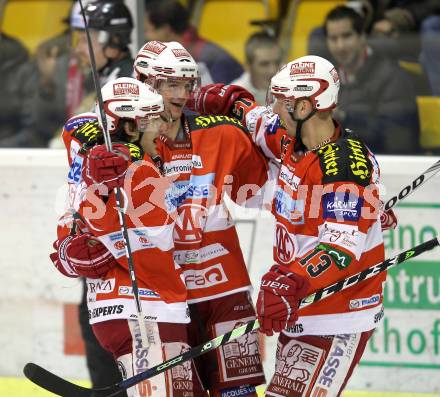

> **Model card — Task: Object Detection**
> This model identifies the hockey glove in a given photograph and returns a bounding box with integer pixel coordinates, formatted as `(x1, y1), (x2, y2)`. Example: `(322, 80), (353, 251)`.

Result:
(50, 236), (79, 278)
(83, 144), (130, 190)
(380, 208), (398, 231)
(256, 265), (309, 336)
(50, 233), (118, 279)
(188, 83), (255, 115)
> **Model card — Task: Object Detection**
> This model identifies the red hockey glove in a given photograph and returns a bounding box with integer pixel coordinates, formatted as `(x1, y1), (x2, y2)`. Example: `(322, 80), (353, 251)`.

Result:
(83, 143), (130, 190)
(380, 208), (398, 231)
(50, 233), (118, 279)
(256, 265), (309, 336)
(188, 83), (255, 115)
(50, 236), (79, 278)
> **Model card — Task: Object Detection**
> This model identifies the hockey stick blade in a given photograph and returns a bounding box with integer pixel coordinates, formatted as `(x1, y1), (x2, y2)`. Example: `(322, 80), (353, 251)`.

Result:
(24, 237), (439, 396)
(24, 320), (260, 397)
(23, 362), (118, 397)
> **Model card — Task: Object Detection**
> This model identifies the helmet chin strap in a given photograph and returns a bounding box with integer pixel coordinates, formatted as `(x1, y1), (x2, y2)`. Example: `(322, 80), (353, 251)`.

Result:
(287, 98), (317, 152)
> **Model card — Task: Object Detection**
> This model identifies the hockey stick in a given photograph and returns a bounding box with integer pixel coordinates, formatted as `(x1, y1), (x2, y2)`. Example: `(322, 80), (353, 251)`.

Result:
(78, 0), (149, 347)
(23, 236), (439, 397)
(383, 159), (440, 211)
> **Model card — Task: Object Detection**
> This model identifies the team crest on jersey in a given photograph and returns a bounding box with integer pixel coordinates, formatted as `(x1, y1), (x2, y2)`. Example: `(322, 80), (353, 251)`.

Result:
(174, 203), (208, 245)
(275, 223), (297, 264)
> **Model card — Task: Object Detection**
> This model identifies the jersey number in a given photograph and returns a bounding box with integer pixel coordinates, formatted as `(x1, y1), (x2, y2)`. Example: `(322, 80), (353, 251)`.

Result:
(299, 249), (332, 278)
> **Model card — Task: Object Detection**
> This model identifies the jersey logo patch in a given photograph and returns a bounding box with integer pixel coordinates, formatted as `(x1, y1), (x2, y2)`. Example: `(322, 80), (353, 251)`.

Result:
(317, 243), (353, 269)
(72, 120), (101, 145)
(274, 189), (304, 224)
(188, 114), (248, 133)
(174, 204), (208, 245)
(318, 137), (372, 186)
(65, 115), (97, 132)
(266, 339), (324, 396)
(322, 192), (363, 221)
(275, 223), (297, 264)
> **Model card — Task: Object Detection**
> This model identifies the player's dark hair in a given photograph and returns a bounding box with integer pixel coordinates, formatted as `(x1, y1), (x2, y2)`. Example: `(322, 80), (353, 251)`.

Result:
(324, 6), (365, 36)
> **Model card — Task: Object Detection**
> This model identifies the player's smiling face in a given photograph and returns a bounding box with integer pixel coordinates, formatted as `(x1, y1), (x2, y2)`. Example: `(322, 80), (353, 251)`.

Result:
(156, 78), (195, 120)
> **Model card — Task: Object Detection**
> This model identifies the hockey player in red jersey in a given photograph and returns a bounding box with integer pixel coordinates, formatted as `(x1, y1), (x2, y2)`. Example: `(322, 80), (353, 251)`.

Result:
(51, 41), (269, 396)
(131, 41), (268, 397)
(191, 55), (386, 397)
(50, 77), (205, 397)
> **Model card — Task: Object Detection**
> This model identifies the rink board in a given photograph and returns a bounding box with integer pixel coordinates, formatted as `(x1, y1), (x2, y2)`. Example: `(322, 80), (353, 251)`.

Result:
(0, 150), (439, 393)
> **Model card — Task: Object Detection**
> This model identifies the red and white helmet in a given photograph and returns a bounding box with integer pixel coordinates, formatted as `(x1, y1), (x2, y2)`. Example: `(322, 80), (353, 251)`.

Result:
(268, 55), (340, 112)
(134, 41), (200, 97)
(97, 77), (166, 133)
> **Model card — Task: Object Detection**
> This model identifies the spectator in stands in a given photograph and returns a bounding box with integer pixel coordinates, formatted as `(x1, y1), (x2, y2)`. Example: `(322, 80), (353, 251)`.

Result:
(0, 0), (29, 143)
(144, 0), (243, 84)
(369, 0), (440, 36)
(420, 14), (440, 95)
(232, 32), (282, 105)
(366, 0), (440, 96)
(0, 0), (134, 148)
(324, 5), (420, 154)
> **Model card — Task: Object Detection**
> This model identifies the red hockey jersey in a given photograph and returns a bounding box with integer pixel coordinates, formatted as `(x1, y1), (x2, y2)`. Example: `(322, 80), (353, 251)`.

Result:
(58, 114), (189, 325)
(156, 114), (270, 302)
(238, 103), (385, 335)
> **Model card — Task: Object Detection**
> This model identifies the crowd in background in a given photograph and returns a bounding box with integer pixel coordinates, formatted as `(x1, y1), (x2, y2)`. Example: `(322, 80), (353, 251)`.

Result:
(1, 0), (439, 154)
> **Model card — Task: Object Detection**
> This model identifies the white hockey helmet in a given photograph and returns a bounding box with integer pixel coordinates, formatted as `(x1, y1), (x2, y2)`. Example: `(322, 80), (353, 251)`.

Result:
(97, 77), (167, 134)
(134, 41), (200, 98)
(268, 55), (340, 112)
